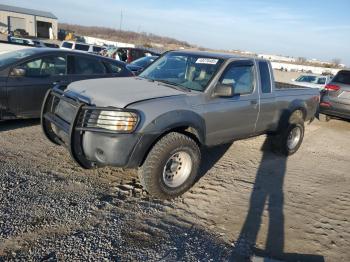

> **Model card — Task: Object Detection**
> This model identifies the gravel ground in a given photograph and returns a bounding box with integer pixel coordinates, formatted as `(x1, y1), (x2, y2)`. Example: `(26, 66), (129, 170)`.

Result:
(0, 118), (349, 261)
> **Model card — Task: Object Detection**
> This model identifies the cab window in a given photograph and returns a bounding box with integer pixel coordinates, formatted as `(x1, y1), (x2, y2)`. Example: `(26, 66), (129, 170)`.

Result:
(220, 63), (254, 95)
(259, 61), (272, 93)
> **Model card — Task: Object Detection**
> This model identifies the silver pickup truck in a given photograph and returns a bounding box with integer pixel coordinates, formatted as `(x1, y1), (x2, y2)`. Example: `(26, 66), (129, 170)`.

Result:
(41, 51), (319, 199)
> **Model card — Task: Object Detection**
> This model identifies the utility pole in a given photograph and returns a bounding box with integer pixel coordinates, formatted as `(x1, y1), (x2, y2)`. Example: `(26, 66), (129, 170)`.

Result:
(119, 10), (123, 31)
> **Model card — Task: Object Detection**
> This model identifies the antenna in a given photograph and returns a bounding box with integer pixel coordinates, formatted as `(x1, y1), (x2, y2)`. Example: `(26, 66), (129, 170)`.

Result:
(120, 10), (123, 31)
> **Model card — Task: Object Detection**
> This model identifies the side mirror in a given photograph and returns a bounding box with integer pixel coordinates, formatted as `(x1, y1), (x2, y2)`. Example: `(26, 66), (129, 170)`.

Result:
(213, 83), (233, 97)
(10, 67), (26, 77)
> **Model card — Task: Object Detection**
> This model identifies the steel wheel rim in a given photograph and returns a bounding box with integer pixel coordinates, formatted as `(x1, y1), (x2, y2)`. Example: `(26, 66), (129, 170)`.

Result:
(287, 126), (302, 150)
(162, 151), (192, 188)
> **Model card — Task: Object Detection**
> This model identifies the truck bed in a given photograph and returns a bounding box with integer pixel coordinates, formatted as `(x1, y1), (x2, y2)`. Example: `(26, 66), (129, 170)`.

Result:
(275, 81), (312, 90)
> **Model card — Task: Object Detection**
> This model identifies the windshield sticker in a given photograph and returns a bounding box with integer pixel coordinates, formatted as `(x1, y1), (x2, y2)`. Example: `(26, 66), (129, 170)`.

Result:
(196, 58), (218, 65)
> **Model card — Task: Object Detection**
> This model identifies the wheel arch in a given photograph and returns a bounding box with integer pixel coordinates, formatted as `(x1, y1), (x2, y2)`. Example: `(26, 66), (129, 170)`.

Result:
(131, 110), (206, 167)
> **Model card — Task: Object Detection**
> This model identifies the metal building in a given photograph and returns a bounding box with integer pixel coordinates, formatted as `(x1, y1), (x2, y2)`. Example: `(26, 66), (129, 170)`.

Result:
(0, 4), (58, 39)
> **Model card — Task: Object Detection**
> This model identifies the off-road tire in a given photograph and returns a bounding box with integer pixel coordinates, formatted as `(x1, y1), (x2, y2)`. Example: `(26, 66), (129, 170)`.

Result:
(271, 110), (305, 156)
(138, 132), (201, 199)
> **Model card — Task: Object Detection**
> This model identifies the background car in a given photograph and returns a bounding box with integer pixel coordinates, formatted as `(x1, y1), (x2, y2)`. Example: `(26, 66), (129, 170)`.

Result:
(0, 48), (133, 120)
(60, 41), (105, 54)
(111, 47), (159, 63)
(9, 37), (35, 46)
(291, 74), (331, 90)
(319, 70), (350, 120)
(13, 28), (29, 37)
(126, 55), (158, 75)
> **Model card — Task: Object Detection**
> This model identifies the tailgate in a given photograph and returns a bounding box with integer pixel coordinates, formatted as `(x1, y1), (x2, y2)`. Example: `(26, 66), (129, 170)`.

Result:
(336, 83), (350, 105)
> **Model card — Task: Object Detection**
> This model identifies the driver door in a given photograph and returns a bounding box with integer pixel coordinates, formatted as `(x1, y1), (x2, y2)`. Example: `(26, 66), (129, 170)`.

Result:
(203, 60), (259, 145)
(6, 55), (67, 118)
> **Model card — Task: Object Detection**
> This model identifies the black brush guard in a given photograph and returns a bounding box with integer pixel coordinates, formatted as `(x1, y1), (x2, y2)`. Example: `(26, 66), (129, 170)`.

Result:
(41, 88), (140, 169)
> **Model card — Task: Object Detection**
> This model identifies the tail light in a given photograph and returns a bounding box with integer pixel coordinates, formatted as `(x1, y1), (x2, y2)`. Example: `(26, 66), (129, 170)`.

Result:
(325, 84), (340, 91)
(320, 102), (331, 107)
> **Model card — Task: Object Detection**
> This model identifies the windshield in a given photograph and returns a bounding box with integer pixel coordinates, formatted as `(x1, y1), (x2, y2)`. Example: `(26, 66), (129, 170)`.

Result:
(139, 53), (224, 91)
(131, 56), (157, 67)
(0, 49), (37, 68)
(295, 75), (318, 83)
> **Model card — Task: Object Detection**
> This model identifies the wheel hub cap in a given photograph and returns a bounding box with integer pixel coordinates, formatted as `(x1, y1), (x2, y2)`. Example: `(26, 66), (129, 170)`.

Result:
(287, 126), (301, 150)
(163, 151), (192, 188)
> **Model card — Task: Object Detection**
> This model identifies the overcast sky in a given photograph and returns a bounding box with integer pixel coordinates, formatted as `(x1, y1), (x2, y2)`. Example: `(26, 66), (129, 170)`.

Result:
(6, 0), (350, 65)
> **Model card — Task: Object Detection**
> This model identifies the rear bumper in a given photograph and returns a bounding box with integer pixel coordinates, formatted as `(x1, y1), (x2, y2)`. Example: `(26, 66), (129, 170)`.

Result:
(319, 107), (350, 120)
(319, 96), (350, 120)
(41, 89), (156, 169)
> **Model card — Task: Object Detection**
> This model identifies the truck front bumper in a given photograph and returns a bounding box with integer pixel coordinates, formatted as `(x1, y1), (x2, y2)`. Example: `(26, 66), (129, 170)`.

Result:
(41, 89), (156, 169)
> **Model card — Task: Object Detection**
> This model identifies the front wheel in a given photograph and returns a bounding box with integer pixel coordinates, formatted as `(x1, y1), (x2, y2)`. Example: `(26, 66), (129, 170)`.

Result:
(138, 132), (201, 199)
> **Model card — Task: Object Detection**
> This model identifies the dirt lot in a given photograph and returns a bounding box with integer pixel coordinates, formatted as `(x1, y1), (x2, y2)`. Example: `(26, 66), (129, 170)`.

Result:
(0, 117), (349, 261)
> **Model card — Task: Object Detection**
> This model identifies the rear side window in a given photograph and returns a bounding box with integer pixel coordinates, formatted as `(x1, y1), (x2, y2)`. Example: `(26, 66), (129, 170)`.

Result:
(317, 77), (326, 85)
(73, 56), (106, 75)
(19, 56), (67, 77)
(93, 46), (102, 53)
(259, 61), (272, 93)
(333, 71), (350, 85)
(62, 42), (73, 49)
(74, 44), (90, 52)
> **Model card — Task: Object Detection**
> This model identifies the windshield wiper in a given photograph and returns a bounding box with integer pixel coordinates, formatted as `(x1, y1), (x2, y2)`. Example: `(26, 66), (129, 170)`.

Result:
(155, 79), (191, 92)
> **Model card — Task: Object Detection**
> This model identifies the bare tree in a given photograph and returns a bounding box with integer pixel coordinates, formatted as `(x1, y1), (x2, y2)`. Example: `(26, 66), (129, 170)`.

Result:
(331, 58), (341, 67)
(58, 23), (191, 48)
(297, 57), (307, 64)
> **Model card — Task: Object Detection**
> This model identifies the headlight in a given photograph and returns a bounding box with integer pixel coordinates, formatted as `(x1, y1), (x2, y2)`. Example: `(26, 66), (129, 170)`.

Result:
(96, 110), (139, 132)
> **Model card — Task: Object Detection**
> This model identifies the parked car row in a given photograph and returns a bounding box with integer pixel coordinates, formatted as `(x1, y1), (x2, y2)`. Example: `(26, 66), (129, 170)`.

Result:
(287, 70), (350, 120)
(290, 74), (331, 90)
(101, 46), (159, 63)
(319, 70), (350, 120)
(60, 41), (106, 54)
(8, 37), (59, 48)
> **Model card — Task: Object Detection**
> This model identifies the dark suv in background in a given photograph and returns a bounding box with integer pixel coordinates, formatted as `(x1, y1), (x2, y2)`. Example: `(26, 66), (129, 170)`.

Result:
(320, 70), (350, 120)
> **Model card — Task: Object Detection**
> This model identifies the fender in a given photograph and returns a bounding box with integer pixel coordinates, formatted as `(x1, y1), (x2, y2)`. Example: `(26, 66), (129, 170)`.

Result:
(276, 100), (307, 132)
(126, 110), (206, 167)
(288, 99), (307, 119)
(141, 110), (206, 144)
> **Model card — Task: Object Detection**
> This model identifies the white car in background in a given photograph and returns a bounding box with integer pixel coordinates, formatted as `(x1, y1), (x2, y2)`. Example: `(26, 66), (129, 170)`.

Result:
(60, 41), (105, 54)
(291, 75), (331, 90)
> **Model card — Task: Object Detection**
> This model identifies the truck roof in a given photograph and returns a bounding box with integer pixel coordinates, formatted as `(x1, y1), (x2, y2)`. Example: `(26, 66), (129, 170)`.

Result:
(171, 50), (252, 60)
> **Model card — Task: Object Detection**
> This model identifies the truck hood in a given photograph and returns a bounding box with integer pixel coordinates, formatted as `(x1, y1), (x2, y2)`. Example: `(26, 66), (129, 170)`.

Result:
(66, 77), (185, 108)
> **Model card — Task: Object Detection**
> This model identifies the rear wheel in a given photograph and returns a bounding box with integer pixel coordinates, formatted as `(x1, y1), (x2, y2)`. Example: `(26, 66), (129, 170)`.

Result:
(138, 132), (201, 199)
(271, 110), (305, 156)
(319, 113), (331, 122)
